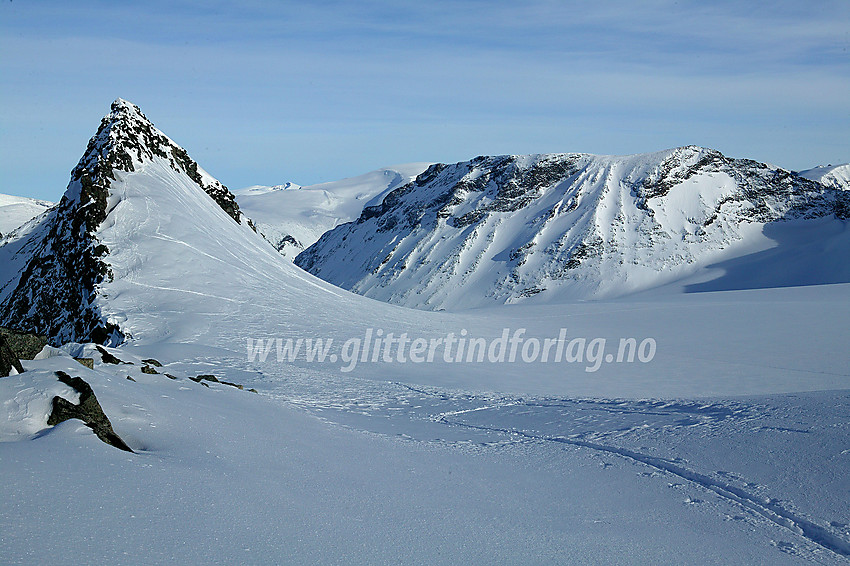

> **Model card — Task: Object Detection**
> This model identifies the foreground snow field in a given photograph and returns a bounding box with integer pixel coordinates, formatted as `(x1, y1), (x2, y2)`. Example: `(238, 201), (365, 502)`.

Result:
(1, 291), (848, 565)
(1, 100), (848, 564)
(2, 282), (848, 564)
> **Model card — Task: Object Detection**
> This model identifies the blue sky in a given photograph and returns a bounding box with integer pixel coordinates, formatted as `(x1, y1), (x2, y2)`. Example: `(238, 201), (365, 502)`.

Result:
(2, 0), (848, 201)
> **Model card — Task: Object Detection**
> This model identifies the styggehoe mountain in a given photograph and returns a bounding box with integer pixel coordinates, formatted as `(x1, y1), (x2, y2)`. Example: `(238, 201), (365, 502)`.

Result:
(295, 148), (850, 310)
(0, 99), (251, 344)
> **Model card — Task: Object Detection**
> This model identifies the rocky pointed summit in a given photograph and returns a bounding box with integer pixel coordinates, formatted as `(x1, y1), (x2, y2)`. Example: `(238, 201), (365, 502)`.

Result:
(0, 99), (247, 344)
(71, 99), (244, 223)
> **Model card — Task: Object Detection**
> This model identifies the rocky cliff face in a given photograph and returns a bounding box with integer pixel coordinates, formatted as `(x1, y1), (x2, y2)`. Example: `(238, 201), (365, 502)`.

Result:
(296, 146), (850, 309)
(0, 99), (246, 344)
(71, 99), (245, 224)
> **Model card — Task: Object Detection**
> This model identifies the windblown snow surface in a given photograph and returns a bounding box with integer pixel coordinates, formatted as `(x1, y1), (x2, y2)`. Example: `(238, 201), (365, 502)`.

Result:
(1, 105), (849, 564)
(235, 164), (430, 259)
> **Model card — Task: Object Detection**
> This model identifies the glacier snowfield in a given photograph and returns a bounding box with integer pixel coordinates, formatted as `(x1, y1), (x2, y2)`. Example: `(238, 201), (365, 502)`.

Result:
(2, 291), (849, 565)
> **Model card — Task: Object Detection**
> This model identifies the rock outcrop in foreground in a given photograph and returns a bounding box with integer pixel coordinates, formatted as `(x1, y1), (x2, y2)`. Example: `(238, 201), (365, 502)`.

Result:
(48, 371), (133, 452)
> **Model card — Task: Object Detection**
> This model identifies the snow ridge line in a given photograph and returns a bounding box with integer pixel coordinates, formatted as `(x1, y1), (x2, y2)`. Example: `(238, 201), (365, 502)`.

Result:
(436, 415), (850, 560)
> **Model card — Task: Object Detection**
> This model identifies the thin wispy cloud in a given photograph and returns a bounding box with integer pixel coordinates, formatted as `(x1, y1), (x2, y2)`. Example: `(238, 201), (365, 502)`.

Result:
(1, 0), (848, 199)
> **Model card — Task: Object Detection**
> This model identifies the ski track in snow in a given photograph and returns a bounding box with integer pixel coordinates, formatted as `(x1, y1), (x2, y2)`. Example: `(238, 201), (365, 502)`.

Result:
(120, 280), (244, 303)
(268, 376), (850, 563)
(438, 412), (850, 561)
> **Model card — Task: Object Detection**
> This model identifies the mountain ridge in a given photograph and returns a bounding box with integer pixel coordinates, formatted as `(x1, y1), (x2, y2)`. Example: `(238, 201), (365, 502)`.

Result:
(295, 146), (849, 309)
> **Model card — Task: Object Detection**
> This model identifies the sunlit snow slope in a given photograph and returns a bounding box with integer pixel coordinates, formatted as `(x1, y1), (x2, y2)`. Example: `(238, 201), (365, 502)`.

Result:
(0, 99), (438, 349)
(296, 150), (850, 310)
(235, 164), (430, 258)
(0, 194), (53, 238)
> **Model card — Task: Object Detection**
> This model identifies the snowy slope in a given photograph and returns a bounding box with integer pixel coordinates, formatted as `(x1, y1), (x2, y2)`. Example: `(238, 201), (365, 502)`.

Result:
(236, 164), (430, 258)
(6, 347), (848, 564)
(799, 163), (850, 191)
(2, 283), (849, 564)
(0, 193), (53, 238)
(296, 149), (850, 310)
(0, 99), (435, 351)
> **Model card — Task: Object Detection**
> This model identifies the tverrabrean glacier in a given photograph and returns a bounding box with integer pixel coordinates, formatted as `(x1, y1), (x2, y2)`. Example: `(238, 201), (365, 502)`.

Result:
(295, 149), (850, 309)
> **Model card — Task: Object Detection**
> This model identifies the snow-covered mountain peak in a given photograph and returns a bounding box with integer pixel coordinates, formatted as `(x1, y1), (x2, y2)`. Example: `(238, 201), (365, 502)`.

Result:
(296, 147), (850, 310)
(799, 163), (850, 191)
(0, 100), (254, 344)
(68, 98), (243, 224)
